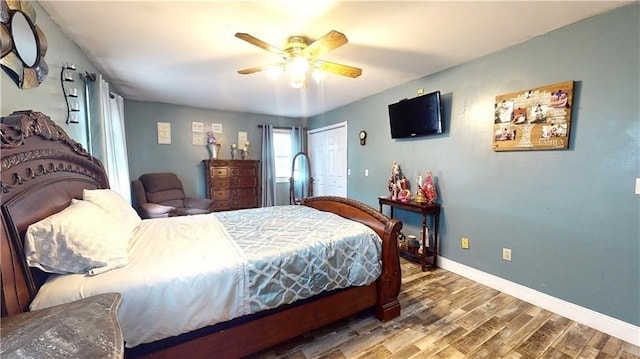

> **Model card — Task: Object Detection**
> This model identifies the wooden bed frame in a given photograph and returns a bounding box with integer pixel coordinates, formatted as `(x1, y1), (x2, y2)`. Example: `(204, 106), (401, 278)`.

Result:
(0, 111), (403, 358)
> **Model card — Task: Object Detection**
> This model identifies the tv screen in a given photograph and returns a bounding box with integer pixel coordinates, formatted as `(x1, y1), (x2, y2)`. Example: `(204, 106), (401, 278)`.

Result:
(388, 90), (443, 139)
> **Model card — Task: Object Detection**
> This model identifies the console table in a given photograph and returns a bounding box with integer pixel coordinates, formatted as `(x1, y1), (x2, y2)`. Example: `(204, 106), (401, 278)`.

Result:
(379, 196), (441, 271)
(1, 293), (124, 358)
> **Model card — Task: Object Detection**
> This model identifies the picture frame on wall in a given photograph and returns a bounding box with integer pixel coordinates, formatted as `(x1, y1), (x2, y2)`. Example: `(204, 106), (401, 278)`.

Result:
(157, 122), (171, 144)
(238, 131), (248, 147)
(493, 80), (574, 151)
(192, 122), (204, 133)
(192, 133), (204, 145)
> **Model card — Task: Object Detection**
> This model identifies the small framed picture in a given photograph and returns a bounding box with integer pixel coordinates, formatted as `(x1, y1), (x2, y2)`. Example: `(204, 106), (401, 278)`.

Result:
(157, 122), (171, 144)
(192, 133), (205, 145)
(192, 122), (204, 133)
(238, 131), (248, 147)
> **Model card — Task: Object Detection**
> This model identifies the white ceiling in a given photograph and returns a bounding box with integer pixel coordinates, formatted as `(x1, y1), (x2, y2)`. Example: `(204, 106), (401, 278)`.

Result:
(39, 1), (629, 118)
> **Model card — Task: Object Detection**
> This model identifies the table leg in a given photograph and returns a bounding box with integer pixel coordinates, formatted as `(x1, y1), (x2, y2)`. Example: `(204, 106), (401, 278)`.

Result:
(421, 214), (427, 271)
(433, 212), (439, 267)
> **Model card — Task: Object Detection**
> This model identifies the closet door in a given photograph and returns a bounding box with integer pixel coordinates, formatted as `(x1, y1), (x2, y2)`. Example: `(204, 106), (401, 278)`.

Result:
(308, 122), (347, 197)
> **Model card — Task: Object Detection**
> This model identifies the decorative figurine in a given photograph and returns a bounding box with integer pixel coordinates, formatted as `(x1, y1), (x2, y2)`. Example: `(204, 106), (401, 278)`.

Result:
(387, 161), (400, 195)
(240, 141), (250, 160)
(386, 161), (413, 201)
(397, 176), (411, 202)
(423, 171), (438, 204)
(414, 171), (426, 203)
(230, 144), (237, 159)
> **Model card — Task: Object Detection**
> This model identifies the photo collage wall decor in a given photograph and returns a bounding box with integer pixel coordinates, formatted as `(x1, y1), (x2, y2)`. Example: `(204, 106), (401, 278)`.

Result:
(493, 80), (574, 151)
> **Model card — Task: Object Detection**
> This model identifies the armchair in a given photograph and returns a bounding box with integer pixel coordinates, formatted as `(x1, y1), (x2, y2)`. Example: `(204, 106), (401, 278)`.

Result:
(131, 173), (213, 219)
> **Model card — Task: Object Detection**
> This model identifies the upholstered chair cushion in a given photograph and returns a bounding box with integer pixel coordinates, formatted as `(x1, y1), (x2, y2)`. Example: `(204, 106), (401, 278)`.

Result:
(139, 173), (182, 192)
(146, 191), (185, 208)
(139, 173), (186, 208)
(170, 207), (211, 216)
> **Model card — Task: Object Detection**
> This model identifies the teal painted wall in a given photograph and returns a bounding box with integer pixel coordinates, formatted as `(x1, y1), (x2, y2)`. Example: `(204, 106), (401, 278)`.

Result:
(1, 1), (98, 146)
(124, 100), (303, 200)
(311, 4), (639, 326)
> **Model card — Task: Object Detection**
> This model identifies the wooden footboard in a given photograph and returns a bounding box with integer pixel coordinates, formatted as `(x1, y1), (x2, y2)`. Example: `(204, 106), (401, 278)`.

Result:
(302, 196), (403, 321)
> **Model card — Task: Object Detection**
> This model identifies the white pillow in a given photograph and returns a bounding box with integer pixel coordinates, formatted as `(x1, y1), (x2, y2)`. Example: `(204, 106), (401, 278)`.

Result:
(24, 199), (130, 276)
(83, 189), (142, 233)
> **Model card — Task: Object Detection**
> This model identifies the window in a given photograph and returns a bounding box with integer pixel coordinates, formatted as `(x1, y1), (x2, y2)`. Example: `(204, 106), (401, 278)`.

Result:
(273, 129), (292, 183)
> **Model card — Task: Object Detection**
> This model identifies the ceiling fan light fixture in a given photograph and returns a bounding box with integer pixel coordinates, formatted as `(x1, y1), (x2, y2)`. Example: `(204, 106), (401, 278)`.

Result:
(289, 78), (306, 89)
(235, 30), (361, 89)
(288, 56), (309, 88)
(289, 56), (309, 75)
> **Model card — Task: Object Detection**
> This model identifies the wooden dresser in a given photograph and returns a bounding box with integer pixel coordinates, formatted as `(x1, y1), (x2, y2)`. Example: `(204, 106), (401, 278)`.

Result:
(204, 159), (261, 211)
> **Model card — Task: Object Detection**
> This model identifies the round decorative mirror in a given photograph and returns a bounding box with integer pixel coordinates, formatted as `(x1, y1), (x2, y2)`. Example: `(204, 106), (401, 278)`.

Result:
(0, 0), (48, 89)
(12, 12), (37, 66)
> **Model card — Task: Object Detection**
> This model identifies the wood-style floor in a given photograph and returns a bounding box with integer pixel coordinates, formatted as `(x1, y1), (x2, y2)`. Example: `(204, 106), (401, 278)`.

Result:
(250, 259), (640, 359)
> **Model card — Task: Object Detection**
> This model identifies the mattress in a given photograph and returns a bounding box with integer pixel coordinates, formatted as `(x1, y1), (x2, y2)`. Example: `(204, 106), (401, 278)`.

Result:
(29, 205), (382, 347)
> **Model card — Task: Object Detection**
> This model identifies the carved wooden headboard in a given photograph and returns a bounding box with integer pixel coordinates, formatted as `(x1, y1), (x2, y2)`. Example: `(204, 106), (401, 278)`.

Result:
(1, 111), (109, 316)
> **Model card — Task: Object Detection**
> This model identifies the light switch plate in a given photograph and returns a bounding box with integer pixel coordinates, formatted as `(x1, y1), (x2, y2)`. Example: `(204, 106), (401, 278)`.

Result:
(635, 178), (640, 194)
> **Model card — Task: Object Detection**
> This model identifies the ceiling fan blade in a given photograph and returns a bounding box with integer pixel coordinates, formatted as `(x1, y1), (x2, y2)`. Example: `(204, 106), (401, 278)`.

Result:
(303, 30), (348, 59)
(237, 64), (280, 75)
(314, 60), (362, 78)
(235, 33), (283, 55)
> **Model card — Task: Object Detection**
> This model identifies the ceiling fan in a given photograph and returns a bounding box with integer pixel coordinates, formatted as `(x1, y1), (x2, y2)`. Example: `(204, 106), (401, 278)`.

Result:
(234, 30), (362, 88)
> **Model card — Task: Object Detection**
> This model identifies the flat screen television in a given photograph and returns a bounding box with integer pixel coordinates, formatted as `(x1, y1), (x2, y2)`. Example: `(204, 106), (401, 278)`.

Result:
(388, 90), (443, 139)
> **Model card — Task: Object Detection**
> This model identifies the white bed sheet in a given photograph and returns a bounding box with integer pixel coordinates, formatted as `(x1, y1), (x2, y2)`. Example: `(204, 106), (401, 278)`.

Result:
(30, 214), (246, 347)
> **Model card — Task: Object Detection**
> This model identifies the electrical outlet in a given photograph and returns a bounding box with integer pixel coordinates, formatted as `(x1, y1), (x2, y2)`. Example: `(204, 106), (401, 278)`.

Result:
(502, 248), (512, 261)
(347, 168), (351, 176)
(365, 169), (369, 177)
(461, 237), (469, 249)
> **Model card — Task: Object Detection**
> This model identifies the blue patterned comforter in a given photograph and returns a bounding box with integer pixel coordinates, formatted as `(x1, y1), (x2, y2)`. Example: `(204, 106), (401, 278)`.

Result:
(214, 205), (382, 313)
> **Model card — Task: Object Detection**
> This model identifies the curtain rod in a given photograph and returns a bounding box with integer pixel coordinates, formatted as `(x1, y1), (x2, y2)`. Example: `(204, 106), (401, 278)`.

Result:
(257, 124), (304, 130)
(80, 72), (96, 82)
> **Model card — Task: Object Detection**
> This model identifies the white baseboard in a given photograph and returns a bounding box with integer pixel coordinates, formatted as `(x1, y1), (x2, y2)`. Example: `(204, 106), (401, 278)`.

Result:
(439, 257), (640, 346)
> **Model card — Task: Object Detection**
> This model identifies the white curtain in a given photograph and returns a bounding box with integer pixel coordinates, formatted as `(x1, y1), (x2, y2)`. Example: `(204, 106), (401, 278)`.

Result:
(87, 74), (132, 203)
(291, 126), (306, 155)
(261, 124), (276, 207)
